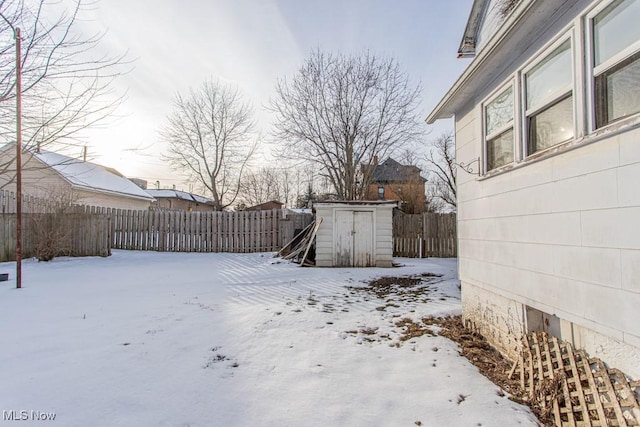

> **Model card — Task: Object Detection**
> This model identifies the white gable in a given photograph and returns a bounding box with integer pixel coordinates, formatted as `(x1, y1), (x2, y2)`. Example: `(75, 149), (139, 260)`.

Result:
(476, 0), (508, 52)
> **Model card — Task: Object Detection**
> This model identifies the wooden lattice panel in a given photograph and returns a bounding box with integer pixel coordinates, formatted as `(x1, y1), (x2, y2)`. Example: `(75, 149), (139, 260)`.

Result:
(511, 332), (640, 427)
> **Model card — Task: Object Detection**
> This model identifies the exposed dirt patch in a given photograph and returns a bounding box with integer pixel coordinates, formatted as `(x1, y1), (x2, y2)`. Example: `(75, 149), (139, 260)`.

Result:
(371, 276), (421, 289)
(339, 274), (452, 345)
(429, 315), (553, 426)
(395, 317), (435, 342)
(433, 316), (522, 395)
(347, 274), (443, 303)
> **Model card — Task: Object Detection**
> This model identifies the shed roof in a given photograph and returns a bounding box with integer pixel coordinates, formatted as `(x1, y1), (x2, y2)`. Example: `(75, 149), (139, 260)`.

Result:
(313, 200), (398, 208)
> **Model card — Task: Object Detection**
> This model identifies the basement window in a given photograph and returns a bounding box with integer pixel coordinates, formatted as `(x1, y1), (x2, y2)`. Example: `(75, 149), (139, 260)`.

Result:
(592, 0), (640, 128)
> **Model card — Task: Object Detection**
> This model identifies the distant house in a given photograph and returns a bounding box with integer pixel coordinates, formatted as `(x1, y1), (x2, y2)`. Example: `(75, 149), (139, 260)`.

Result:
(0, 145), (154, 210)
(364, 158), (426, 213)
(244, 200), (284, 211)
(146, 189), (217, 212)
(427, 0), (640, 379)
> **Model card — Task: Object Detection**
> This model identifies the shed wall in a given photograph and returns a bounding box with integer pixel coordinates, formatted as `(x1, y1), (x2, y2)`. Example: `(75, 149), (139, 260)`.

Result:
(314, 205), (394, 268)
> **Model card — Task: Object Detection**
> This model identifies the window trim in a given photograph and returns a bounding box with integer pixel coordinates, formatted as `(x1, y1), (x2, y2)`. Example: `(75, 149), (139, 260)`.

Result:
(478, 0), (640, 180)
(586, 0), (640, 132)
(485, 85), (515, 140)
(526, 93), (574, 154)
(521, 32), (576, 158)
(593, 42), (640, 76)
(482, 82), (516, 173)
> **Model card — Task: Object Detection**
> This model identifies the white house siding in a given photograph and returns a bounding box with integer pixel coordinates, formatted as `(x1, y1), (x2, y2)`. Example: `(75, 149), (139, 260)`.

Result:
(456, 101), (640, 378)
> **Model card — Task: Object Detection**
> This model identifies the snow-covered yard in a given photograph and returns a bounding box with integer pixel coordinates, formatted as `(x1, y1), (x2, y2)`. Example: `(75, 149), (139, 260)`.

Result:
(0, 251), (537, 426)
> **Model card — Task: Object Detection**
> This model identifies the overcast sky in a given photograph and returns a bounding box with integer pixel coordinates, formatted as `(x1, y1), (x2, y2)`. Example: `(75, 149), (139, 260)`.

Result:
(68, 0), (473, 190)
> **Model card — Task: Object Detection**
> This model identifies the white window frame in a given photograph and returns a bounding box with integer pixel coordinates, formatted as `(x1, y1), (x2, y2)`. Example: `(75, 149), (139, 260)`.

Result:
(521, 32), (576, 157)
(585, 0), (640, 132)
(477, 1), (640, 180)
(482, 82), (516, 173)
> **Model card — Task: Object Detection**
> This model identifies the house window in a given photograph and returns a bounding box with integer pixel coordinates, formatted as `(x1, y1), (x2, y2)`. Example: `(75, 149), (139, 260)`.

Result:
(592, 0), (640, 128)
(525, 39), (574, 154)
(484, 85), (514, 171)
(377, 185), (384, 200)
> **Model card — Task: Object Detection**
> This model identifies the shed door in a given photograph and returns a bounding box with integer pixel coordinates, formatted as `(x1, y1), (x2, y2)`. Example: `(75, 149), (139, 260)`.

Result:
(334, 210), (374, 267)
(353, 211), (374, 267)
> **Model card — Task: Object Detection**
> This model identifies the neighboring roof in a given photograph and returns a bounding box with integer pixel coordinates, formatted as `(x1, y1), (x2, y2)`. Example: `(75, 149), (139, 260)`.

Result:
(33, 150), (154, 201)
(245, 200), (284, 211)
(370, 158), (426, 183)
(427, 0), (580, 124)
(286, 208), (312, 215)
(146, 189), (216, 205)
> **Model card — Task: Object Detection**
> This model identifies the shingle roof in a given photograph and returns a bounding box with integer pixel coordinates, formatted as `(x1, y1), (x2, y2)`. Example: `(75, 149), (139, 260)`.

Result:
(370, 158), (426, 183)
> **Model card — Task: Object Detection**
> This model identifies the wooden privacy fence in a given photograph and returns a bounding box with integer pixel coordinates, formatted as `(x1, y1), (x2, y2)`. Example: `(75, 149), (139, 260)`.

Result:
(0, 190), (55, 213)
(2, 189), (457, 260)
(1, 189), (287, 256)
(110, 208), (284, 253)
(393, 212), (457, 258)
(0, 213), (111, 262)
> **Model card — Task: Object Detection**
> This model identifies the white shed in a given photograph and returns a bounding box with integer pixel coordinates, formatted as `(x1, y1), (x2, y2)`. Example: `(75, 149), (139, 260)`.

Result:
(313, 201), (397, 268)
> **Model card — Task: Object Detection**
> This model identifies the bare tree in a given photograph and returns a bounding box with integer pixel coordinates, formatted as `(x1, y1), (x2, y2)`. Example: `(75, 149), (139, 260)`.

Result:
(424, 184), (444, 213)
(238, 167), (283, 208)
(269, 49), (424, 200)
(238, 162), (316, 209)
(399, 171), (428, 214)
(393, 147), (445, 213)
(161, 78), (257, 210)
(30, 188), (81, 261)
(0, 0), (127, 187)
(425, 132), (456, 210)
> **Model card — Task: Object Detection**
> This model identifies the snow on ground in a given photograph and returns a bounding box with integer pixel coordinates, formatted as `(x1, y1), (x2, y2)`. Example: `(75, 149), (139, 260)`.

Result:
(0, 251), (538, 427)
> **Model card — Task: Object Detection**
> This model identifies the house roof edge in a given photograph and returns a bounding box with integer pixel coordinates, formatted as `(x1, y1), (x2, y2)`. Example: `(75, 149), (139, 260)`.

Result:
(427, 0), (538, 124)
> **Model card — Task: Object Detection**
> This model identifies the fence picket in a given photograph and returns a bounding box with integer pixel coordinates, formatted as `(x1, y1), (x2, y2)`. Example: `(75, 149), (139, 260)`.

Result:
(392, 211), (456, 258)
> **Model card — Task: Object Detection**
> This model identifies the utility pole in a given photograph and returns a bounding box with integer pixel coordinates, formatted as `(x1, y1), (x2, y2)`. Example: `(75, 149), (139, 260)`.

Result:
(1, 10), (24, 288)
(15, 27), (23, 289)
